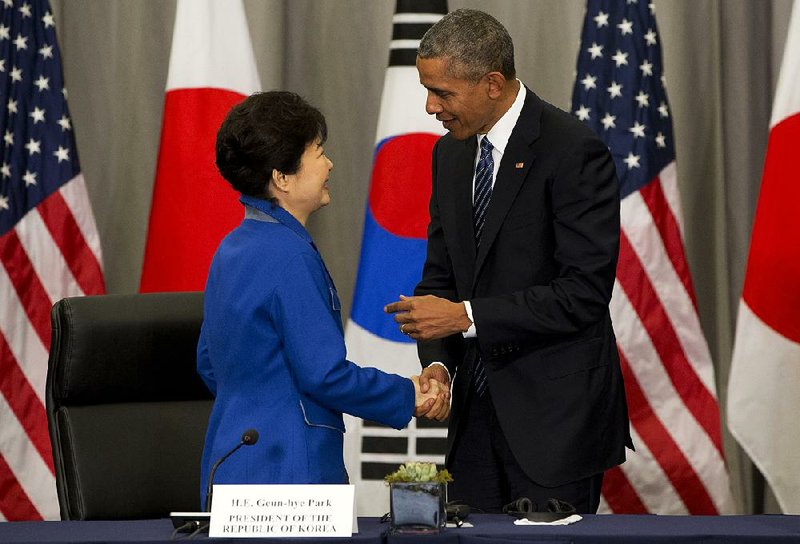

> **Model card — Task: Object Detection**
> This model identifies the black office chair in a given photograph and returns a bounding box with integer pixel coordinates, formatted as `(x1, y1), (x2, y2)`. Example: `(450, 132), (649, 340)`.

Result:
(46, 292), (213, 520)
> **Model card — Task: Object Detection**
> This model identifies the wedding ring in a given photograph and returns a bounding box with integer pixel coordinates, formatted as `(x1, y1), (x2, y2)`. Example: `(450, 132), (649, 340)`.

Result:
(400, 324), (407, 334)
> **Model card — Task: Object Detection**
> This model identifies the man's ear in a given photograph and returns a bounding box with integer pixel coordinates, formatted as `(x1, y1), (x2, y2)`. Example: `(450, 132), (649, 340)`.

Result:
(485, 71), (507, 99)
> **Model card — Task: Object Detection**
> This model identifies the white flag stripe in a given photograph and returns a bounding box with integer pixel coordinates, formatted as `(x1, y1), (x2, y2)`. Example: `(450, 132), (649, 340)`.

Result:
(611, 281), (729, 505)
(165, 0), (260, 94)
(359, 453), (444, 465)
(344, 321), (420, 375)
(59, 175), (104, 265)
(375, 67), (446, 144)
(392, 13), (444, 24)
(0, 267), (49, 402)
(0, 395), (58, 519)
(17, 211), (82, 304)
(708, 457), (737, 513)
(390, 39), (421, 49)
(355, 480), (389, 517)
(729, 302), (800, 512)
(359, 426), (447, 438)
(771, 3), (800, 126)
(655, 163), (685, 239)
(619, 427), (688, 514)
(620, 198), (717, 395)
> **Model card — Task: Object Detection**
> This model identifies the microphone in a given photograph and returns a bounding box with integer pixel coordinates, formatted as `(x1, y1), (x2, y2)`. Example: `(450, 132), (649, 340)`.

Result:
(170, 430), (259, 533)
(205, 429), (259, 512)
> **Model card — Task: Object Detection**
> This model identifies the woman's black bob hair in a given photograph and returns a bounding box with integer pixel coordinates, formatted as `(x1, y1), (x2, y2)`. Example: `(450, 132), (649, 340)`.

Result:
(215, 91), (327, 198)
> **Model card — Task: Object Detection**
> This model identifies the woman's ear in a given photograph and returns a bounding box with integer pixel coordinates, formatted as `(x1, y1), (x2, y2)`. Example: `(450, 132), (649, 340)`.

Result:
(271, 168), (289, 194)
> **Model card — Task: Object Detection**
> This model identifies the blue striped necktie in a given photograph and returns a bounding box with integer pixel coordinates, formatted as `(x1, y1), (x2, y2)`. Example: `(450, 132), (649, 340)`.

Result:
(473, 137), (494, 248)
(471, 137), (493, 396)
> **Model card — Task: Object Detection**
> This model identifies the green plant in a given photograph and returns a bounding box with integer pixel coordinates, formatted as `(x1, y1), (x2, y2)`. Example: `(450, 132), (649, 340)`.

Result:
(384, 462), (453, 484)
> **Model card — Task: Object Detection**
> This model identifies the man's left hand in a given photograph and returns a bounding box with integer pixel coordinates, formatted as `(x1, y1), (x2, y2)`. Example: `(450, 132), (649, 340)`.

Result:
(385, 295), (471, 341)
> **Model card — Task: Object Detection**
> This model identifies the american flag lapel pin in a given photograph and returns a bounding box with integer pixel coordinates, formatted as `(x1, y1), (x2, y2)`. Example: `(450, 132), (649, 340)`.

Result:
(515, 162), (524, 169)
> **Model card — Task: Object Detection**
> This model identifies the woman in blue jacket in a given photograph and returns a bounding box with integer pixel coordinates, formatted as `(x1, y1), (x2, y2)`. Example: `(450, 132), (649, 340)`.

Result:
(197, 92), (445, 508)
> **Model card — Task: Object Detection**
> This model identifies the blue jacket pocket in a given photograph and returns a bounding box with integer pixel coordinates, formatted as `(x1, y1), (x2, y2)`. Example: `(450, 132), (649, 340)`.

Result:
(298, 398), (345, 433)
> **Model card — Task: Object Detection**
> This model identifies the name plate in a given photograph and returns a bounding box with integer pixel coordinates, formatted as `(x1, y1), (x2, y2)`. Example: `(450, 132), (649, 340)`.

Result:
(209, 484), (355, 538)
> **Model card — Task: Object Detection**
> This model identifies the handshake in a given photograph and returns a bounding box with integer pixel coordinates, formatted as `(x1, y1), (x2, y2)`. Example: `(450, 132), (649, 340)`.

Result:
(410, 366), (451, 421)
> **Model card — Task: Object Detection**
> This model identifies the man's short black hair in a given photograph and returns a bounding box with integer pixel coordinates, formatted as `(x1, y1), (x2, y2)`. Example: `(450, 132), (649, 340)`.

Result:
(418, 8), (515, 82)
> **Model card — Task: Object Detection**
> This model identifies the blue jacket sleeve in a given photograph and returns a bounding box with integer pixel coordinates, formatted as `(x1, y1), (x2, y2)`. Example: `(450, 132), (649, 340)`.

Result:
(271, 253), (415, 429)
(196, 322), (216, 396)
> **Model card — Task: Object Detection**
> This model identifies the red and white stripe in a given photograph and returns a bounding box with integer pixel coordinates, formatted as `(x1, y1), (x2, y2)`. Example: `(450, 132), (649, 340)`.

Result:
(0, 173), (105, 520)
(139, 0), (260, 293)
(728, 1), (800, 515)
(603, 163), (735, 514)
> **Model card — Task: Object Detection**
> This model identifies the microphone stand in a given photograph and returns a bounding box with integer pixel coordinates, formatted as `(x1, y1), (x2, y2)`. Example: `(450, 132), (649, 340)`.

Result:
(171, 429), (259, 534)
(205, 441), (245, 512)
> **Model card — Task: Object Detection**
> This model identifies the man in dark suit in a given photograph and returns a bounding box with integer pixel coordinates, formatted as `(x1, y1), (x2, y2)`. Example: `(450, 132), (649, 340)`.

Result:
(385, 9), (632, 514)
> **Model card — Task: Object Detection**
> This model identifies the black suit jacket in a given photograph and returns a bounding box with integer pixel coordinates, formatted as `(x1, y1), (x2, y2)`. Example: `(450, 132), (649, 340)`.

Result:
(415, 88), (632, 487)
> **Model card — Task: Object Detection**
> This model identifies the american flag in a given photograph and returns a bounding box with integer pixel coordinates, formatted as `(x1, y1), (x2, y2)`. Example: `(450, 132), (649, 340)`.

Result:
(571, 0), (733, 514)
(0, 0), (104, 520)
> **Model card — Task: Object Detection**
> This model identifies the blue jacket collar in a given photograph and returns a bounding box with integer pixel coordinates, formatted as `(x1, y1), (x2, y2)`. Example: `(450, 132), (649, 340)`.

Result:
(239, 195), (315, 247)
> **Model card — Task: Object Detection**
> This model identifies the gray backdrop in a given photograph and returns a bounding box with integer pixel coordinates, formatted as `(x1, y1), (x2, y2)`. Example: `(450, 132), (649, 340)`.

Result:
(50, 0), (794, 513)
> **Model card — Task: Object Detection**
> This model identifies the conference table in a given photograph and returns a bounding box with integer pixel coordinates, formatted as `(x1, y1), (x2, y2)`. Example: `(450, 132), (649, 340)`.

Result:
(1, 514), (799, 543)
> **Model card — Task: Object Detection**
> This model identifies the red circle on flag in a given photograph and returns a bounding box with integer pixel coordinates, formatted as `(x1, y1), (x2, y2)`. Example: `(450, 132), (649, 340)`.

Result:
(369, 133), (440, 239)
(742, 113), (800, 343)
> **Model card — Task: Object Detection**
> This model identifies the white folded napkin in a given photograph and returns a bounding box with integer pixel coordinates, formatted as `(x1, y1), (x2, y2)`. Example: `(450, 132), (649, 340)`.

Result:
(513, 514), (583, 526)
